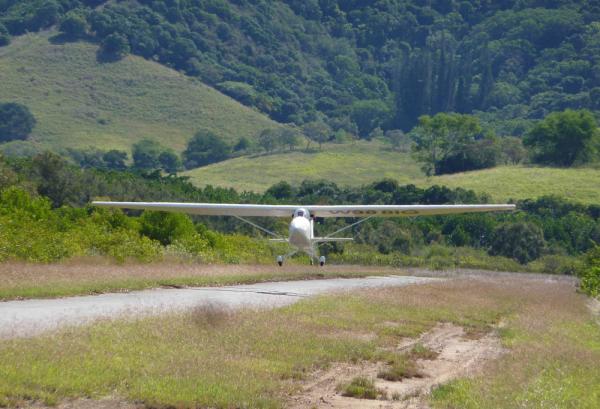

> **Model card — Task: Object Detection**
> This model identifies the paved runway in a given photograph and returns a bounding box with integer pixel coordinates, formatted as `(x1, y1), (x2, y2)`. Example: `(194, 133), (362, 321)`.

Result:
(0, 275), (437, 339)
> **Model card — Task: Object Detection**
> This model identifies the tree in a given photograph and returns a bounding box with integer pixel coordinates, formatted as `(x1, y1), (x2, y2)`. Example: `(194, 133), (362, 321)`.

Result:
(498, 137), (527, 165)
(302, 121), (330, 150)
(277, 128), (300, 151)
(350, 99), (391, 138)
(32, 152), (80, 207)
(33, 1), (60, 30)
(0, 23), (10, 46)
(489, 222), (546, 264)
(233, 137), (250, 152)
(410, 113), (487, 176)
(100, 33), (130, 60)
(0, 103), (36, 142)
(265, 181), (293, 199)
(132, 139), (162, 170)
(523, 109), (600, 166)
(258, 129), (278, 153)
(102, 150), (128, 170)
(158, 150), (182, 174)
(385, 129), (412, 152)
(183, 130), (230, 168)
(60, 11), (88, 39)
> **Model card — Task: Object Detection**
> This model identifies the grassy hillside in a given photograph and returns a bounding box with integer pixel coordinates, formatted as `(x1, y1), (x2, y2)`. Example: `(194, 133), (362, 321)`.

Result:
(0, 31), (276, 155)
(422, 166), (600, 204)
(183, 141), (424, 193)
(184, 143), (600, 204)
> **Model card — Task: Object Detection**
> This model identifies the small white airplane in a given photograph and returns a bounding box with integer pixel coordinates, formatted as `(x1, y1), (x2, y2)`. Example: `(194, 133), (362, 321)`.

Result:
(92, 201), (515, 266)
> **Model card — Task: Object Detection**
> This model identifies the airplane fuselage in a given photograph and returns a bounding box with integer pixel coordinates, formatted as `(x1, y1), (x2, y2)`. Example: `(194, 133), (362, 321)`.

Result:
(288, 215), (313, 252)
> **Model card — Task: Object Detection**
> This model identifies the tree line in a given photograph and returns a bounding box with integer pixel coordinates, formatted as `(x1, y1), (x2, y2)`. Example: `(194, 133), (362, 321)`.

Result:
(1, 152), (599, 269)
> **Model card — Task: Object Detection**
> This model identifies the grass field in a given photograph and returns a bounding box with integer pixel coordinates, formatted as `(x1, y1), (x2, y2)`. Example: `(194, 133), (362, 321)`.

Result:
(0, 276), (597, 408)
(185, 142), (600, 204)
(425, 166), (600, 204)
(183, 140), (424, 192)
(0, 31), (276, 155)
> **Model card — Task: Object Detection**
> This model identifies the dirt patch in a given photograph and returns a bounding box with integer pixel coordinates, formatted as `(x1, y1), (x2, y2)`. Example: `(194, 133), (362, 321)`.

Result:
(287, 323), (504, 408)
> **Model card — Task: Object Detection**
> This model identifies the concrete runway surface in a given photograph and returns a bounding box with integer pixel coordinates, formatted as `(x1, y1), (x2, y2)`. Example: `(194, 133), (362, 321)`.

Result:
(0, 275), (437, 339)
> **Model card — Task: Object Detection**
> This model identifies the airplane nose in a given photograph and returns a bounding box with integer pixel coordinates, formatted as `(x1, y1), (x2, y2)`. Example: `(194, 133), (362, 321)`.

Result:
(289, 217), (310, 247)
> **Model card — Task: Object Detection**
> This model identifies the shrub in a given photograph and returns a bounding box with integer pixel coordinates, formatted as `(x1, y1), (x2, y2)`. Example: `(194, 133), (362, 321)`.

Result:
(183, 130), (230, 168)
(60, 10), (88, 39)
(100, 33), (130, 59)
(139, 211), (197, 245)
(579, 246), (600, 297)
(489, 222), (546, 264)
(0, 103), (36, 142)
(340, 377), (381, 399)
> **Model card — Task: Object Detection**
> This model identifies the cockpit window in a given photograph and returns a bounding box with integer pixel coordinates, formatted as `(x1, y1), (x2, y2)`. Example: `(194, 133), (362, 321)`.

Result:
(297, 210), (304, 217)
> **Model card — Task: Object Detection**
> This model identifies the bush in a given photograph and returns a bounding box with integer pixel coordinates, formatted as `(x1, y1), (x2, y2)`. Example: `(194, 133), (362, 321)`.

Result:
(0, 103), (36, 142)
(579, 246), (600, 297)
(489, 222), (546, 264)
(139, 211), (197, 245)
(0, 23), (10, 46)
(183, 130), (230, 168)
(524, 109), (600, 166)
(100, 33), (130, 59)
(59, 11), (88, 39)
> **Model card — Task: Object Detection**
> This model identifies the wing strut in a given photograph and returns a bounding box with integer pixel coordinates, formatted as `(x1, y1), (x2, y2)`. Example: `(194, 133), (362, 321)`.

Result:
(233, 215), (285, 240)
(317, 216), (374, 245)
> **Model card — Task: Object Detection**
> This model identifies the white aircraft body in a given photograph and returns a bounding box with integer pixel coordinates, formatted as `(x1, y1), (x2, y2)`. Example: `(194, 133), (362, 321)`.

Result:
(92, 201), (515, 266)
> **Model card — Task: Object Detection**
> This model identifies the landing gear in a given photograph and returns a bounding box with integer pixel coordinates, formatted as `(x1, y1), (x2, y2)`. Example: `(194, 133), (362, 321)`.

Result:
(277, 255), (283, 266)
(319, 255), (326, 267)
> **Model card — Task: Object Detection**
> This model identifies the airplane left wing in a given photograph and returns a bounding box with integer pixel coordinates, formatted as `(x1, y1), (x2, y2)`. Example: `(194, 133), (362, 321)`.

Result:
(92, 202), (300, 217)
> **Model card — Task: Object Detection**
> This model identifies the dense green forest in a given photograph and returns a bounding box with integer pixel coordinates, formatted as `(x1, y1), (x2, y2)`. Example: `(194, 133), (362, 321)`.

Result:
(1, 0), (599, 137)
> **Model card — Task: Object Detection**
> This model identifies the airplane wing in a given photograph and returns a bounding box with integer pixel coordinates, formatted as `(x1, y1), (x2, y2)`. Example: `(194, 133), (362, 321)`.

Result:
(92, 201), (515, 218)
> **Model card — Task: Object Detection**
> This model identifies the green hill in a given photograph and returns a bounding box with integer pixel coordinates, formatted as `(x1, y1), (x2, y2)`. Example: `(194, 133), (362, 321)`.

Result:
(422, 166), (600, 205)
(0, 31), (276, 155)
(184, 143), (600, 204)
(182, 141), (424, 193)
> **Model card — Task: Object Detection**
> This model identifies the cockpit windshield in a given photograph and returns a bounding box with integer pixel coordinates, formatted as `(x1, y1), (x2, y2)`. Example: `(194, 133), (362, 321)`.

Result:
(294, 208), (310, 218)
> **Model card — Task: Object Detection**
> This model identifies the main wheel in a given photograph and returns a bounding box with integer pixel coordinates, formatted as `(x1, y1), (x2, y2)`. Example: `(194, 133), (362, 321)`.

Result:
(319, 255), (326, 267)
(277, 255), (283, 266)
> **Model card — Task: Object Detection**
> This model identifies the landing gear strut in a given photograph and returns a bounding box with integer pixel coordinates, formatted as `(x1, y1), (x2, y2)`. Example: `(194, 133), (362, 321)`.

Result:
(319, 256), (326, 267)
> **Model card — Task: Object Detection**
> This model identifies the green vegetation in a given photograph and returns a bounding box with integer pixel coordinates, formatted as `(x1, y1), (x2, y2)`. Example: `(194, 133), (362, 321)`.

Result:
(524, 109), (600, 166)
(184, 140), (600, 204)
(411, 112), (497, 175)
(2, 153), (598, 268)
(0, 278), (597, 408)
(377, 354), (421, 381)
(0, 101), (35, 142)
(431, 282), (600, 409)
(340, 377), (381, 399)
(183, 140), (424, 192)
(579, 246), (600, 297)
(425, 166), (600, 205)
(183, 129), (231, 169)
(3, 1), (599, 136)
(0, 32), (276, 154)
